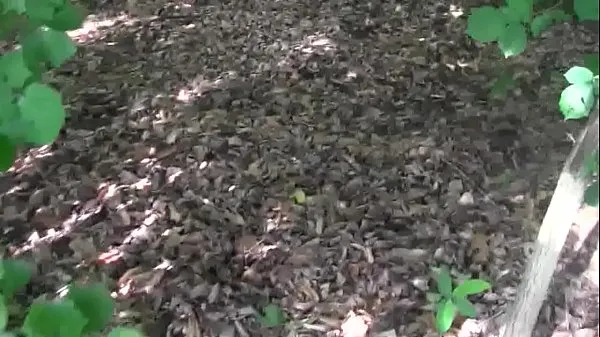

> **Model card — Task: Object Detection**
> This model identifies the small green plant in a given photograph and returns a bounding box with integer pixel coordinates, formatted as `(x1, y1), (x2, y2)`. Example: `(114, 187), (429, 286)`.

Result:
(466, 0), (599, 207)
(427, 266), (491, 334)
(465, 0), (598, 58)
(256, 303), (287, 328)
(0, 0), (88, 171)
(0, 258), (145, 337)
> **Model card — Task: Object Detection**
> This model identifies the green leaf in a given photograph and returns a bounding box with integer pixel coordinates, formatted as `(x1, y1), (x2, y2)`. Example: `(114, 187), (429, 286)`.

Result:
(24, 0), (55, 21)
(45, 3), (86, 31)
(258, 304), (286, 328)
(0, 135), (16, 171)
(436, 266), (453, 298)
(565, 66), (595, 84)
(530, 9), (572, 37)
(489, 72), (516, 98)
(23, 300), (87, 337)
(466, 6), (507, 42)
(0, 80), (14, 112)
(584, 180), (599, 207)
(17, 83), (65, 145)
(0, 259), (32, 298)
(574, 0), (599, 21)
(583, 54), (599, 76)
(67, 283), (115, 333)
(504, 0), (533, 23)
(435, 299), (456, 333)
(21, 26), (76, 69)
(107, 327), (146, 337)
(291, 188), (306, 204)
(452, 296), (478, 318)
(559, 83), (595, 120)
(0, 295), (7, 331)
(0, 49), (33, 89)
(498, 22), (527, 58)
(452, 279), (491, 298)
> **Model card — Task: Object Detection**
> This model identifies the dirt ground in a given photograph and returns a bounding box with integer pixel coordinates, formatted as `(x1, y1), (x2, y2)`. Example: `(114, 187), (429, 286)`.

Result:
(0, 0), (598, 336)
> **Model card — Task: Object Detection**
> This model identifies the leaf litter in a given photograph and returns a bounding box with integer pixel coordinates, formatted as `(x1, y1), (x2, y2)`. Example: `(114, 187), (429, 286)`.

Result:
(0, 0), (599, 336)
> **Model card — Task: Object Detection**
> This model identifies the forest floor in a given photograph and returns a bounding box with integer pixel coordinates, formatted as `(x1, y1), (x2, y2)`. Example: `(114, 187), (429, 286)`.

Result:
(0, 0), (598, 336)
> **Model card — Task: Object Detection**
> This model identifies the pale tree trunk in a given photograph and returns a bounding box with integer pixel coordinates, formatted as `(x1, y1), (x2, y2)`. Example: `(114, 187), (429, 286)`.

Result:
(499, 108), (599, 337)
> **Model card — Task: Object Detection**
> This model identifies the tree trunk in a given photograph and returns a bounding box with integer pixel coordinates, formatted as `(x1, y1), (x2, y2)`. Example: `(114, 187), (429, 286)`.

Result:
(500, 108), (599, 337)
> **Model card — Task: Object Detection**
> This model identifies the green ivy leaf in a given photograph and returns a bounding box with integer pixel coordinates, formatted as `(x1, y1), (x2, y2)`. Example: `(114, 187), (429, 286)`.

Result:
(45, 3), (86, 31)
(23, 300), (87, 337)
(498, 22), (527, 58)
(67, 283), (115, 333)
(0, 117), (33, 145)
(435, 298), (456, 333)
(17, 82), (65, 145)
(530, 9), (572, 37)
(452, 279), (491, 298)
(565, 66), (595, 84)
(584, 180), (599, 207)
(0, 295), (8, 331)
(504, 0), (533, 23)
(530, 14), (552, 36)
(489, 72), (516, 98)
(466, 6), (507, 42)
(436, 266), (453, 298)
(0, 80), (14, 114)
(290, 188), (306, 204)
(107, 327), (146, 337)
(583, 54), (599, 76)
(0, 259), (32, 299)
(0, 49), (33, 89)
(574, 0), (599, 21)
(0, 135), (16, 172)
(258, 304), (287, 328)
(24, 0), (55, 21)
(21, 26), (76, 69)
(559, 83), (595, 120)
(452, 296), (478, 318)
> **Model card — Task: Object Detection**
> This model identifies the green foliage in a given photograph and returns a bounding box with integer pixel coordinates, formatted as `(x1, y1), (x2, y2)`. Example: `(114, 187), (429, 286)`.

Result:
(466, 0), (599, 206)
(490, 71), (517, 99)
(0, 258), (145, 337)
(559, 64), (599, 206)
(429, 266), (491, 334)
(0, 298), (8, 331)
(23, 300), (88, 337)
(585, 180), (599, 206)
(574, 0), (599, 21)
(559, 66), (597, 120)
(464, 0), (600, 57)
(0, 0), (86, 172)
(256, 303), (287, 328)
(0, 259), (32, 299)
(66, 284), (115, 333)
